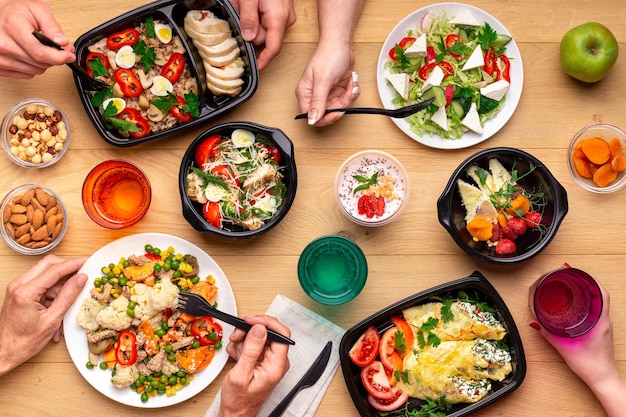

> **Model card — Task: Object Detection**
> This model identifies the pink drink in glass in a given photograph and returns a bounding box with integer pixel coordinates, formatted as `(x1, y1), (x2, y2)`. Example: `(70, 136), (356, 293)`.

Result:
(531, 266), (603, 338)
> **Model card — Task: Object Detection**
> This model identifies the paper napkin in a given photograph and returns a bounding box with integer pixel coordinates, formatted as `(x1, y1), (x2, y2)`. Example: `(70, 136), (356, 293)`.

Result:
(204, 294), (346, 417)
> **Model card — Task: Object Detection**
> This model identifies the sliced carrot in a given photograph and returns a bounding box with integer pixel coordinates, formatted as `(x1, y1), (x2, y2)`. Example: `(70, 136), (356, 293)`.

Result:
(581, 137), (611, 165)
(611, 155), (626, 172)
(593, 163), (618, 187)
(610, 137), (623, 158)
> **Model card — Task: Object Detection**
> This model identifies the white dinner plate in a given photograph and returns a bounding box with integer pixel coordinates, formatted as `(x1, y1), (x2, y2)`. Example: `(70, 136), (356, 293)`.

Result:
(377, 2), (524, 149)
(63, 232), (237, 408)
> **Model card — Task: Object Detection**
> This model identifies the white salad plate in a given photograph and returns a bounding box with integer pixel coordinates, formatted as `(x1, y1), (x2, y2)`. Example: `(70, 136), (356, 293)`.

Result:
(377, 2), (524, 149)
(63, 232), (237, 408)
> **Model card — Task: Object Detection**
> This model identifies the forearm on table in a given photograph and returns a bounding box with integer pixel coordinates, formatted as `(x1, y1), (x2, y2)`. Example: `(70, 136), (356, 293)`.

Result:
(0, 333), (23, 376)
(316, 0), (364, 47)
(585, 372), (626, 417)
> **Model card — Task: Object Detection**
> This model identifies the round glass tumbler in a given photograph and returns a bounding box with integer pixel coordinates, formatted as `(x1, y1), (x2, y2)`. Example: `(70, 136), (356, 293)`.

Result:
(82, 160), (151, 229)
(298, 235), (368, 305)
(530, 265), (603, 338)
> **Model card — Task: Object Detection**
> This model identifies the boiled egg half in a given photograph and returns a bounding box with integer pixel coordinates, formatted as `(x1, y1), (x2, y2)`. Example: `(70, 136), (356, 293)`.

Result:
(155, 23), (173, 44)
(150, 75), (174, 96)
(102, 97), (126, 115)
(115, 45), (136, 69)
(231, 128), (255, 148)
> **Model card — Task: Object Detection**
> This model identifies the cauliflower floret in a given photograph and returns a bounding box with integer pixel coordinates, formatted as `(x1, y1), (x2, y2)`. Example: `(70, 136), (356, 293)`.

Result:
(76, 297), (103, 330)
(96, 296), (133, 331)
(161, 360), (180, 376)
(132, 277), (179, 322)
(111, 363), (139, 388)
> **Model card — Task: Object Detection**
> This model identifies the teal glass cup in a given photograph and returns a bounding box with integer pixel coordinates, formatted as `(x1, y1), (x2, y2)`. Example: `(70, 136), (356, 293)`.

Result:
(298, 235), (368, 305)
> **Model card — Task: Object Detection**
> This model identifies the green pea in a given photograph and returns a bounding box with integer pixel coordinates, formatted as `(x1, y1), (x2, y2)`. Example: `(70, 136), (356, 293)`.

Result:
(151, 379), (160, 388)
(214, 341), (223, 350)
(108, 263), (115, 269)
(145, 244), (153, 253)
(128, 300), (137, 309)
(155, 328), (166, 337)
(171, 260), (180, 270)
(86, 362), (94, 369)
(173, 270), (182, 278)
(119, 277), (128, 286)
(167, 353), (176, 362)
(163, 262), (171, 271)
(191, 276), (200, 284)
(177, 370), (185, 378)
(94, 278), (102, 288)
(164, 344), (173, 353)
(153, 371), (162, 377)
(123, 259), (131, 268)
(130, 383), (137, 391)
(146, 385), (155, 393)
(138, 375), (147, 384)
(126, 309), (135, 317)
(180, 377), (188, 385)
(168, 376), (177, 385)
(161, 322), (169, 331)
(192, 340), (200, 348)
(208, 332), (218, 341)
(153, 247), (161, 256)
(141, 393), (149, 402)
(99, 362), (108, 370)
(160, 375), (168, 384)
(101, 277), (109, 285)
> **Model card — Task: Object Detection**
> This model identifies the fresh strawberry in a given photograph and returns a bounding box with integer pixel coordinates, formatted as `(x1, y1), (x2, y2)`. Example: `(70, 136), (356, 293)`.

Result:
(501, 226), (519, 241)
(491, 223), (502, 242)
(507, 217), (528, 235)
(524, 211), (542, 229)
(495, 238), (517, 255)
(374, 196), (385, 216)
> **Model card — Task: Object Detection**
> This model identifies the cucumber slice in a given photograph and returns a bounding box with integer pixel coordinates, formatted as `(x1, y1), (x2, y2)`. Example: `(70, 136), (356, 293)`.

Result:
(493, 34), (512, 49)
(450, 100), (465, 118)
(421, 86), (446, 108)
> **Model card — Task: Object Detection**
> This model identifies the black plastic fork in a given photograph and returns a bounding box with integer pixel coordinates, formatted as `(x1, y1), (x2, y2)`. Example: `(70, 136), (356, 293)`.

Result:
(177, 292), (295, 345)
(32, 31), (110, 91)
(294, 97), (434, 120)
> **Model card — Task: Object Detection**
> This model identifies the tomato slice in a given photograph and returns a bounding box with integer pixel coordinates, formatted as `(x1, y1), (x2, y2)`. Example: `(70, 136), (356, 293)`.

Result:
(107, 28), (140, 50)
(379, 326), (403, 371)
(161, 52), (185, 83)
(203, 201), (222, 228)
(194, 134), (223, 167)
(367, 388), (410, 412)
(348, 325), (380, 367)
(360, 361), (394, 400)
(389, 316), (414, 357)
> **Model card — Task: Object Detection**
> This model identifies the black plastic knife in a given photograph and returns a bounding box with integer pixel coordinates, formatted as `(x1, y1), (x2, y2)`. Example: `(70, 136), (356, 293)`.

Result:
(267, 341), (333, 417)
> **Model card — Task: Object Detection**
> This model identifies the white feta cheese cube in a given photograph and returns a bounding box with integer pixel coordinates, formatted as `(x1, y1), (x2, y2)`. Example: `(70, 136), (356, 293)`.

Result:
(480, 80), (510, 101)
(461, 102), (483, 134)
(385, 73), (411, 99)
(462, 45), (485, 71)
(404, 33), (427, 58)
(421, 65), (444, 91)
(449, 10), (480, 26)
(430, 106), (448, 131)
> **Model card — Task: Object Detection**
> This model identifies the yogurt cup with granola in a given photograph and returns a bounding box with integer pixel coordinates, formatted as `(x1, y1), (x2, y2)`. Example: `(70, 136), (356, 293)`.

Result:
(335, 150), (410, 226)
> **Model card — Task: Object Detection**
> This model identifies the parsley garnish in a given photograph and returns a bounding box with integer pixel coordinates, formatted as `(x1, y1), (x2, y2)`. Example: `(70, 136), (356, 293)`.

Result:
(395, 329), (407, 356)
(87, 56), (108, 77)
(145, 16), (155, 38)
(151, 93), (200, 118)
(182, 93), (200, 117)
(90, 88), (113, 107)
(440, 298), (454, 323)
(133, 40), (156, 72)
(381, 397), (451, 417)
(106, 116), (140, 134)
(353, 171), (378, 194)
(416, 317), (441, 349)
(477, 22), (497, 50)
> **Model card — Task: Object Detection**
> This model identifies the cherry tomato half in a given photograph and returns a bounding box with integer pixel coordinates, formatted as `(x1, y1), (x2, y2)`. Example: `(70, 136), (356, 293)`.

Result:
(194, 134), (223, 167)
(360, 361), (394, 400)
(107, 28), (140, 50)
(203, 201), (222, 228)
(348, 325), (380, 367)
(161, 52), (185, 83)
(367, 388), (410, 412)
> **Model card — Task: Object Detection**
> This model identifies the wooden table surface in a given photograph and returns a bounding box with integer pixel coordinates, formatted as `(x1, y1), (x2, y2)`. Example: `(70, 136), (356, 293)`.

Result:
(1, 0), (625, 416)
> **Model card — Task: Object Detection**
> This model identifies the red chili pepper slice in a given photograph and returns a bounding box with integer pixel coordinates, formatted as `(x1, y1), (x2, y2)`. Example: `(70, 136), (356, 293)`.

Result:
(169, 95), (193, 122)
(496, 54), (511, 82)
(444, 34), (462, 59)
(115, 330), (138, 366)
(190, 316), (223, 346)
(107, 28), (140, 50)
(117, 108), (150, 138)
(388, 37), (416, 61)
(85, 52), (109, 77)
(426, 46), (436, 64)
(483, 46), (497, 76)
(113, 69), (144, 97)
(417, 61), (454, 81)
(161, 52), (185, 83)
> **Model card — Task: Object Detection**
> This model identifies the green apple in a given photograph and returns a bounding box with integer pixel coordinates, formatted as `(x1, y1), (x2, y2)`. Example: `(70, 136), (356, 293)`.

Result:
(560, 22), (619, 83)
